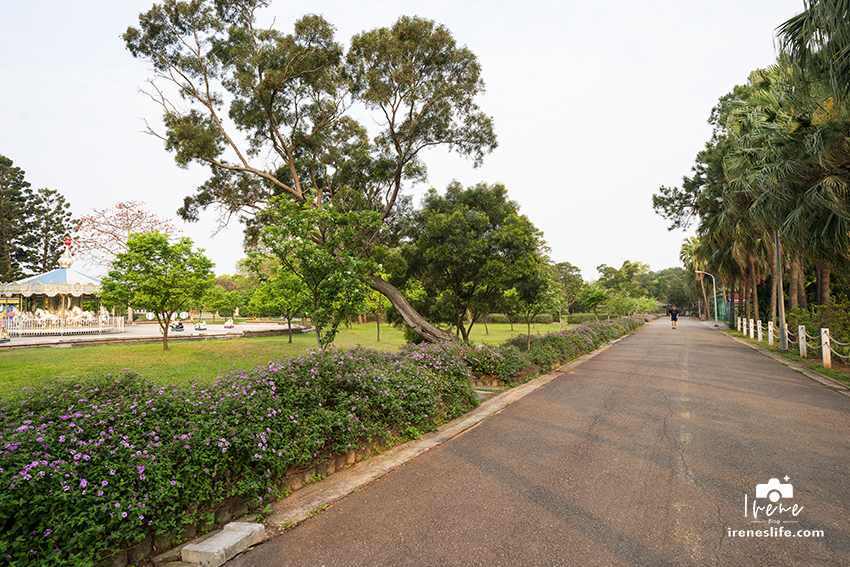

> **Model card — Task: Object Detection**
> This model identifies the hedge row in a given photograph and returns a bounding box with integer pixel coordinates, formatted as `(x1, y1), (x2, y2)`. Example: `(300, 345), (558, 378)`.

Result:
(0, 316), (650, 566)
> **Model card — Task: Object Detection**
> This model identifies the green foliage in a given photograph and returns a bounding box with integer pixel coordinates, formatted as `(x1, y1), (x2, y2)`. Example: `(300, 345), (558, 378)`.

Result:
(576, 281), (608, 316)
(605, 292), (659, 317)
(566, 313), (600, 324)
(596, 260), (655, 297)
(503, 316), (651, 371)
(201, 285), (244, 318)
(125, 5), (497, 342)
(26, 188), (76, 275)
(0, 156), (72, 281)
(787, 303), (850, 345)
(100, 232), (215, 349)
(395, 181), (549, 342)
(258, 201), (382, 348)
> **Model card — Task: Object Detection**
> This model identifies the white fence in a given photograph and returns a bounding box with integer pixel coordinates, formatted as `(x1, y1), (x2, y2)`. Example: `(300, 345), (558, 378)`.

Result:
(737, 317), (844, 369)
(3, 317), (125, 337)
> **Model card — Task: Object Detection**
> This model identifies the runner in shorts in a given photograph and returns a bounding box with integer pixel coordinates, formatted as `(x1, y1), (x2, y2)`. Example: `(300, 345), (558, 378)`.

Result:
(670, 306), (679, 329)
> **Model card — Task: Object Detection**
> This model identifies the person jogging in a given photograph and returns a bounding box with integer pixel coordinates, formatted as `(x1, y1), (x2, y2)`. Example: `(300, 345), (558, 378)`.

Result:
(670, 306), (679, 329)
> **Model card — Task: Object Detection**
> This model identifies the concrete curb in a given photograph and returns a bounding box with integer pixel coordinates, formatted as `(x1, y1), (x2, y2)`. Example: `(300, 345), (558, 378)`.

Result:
(182, 523), (265, 567)
(166, 334), (628, 565)
(701, 321), (850, 398)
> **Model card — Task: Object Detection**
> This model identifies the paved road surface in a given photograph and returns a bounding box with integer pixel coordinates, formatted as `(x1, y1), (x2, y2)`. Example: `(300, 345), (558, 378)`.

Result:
(231, 316), (850, 566)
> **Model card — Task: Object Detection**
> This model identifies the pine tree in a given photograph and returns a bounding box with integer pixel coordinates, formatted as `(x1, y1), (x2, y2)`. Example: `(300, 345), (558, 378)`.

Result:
(26, 188), (76, 274)
(0, 155), (33, 282)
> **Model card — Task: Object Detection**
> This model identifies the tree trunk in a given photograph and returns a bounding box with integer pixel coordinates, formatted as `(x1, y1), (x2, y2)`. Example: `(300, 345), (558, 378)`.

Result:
(699, 277), (708, 320)
(816, 263), (831, 305)
(788, 255), (800, 310)
(376, 311), (381, 342)
(750, 258), (760, 322)
(770, 245), (777, 324)
(739, 279), (746, 322)
(797, 255), (807, 309)
(369, 275), (456, 343)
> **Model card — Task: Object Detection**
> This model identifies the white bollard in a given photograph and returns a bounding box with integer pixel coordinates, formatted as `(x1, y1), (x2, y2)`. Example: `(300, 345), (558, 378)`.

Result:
(822, 328), (831, 369)
(799, 325), (807, 358)
(737, 317), (742, 332)
(742, 318), (747, 336)
(749, 319), (755, 339)
(757, 320), (763, 342)
(768, 321), (774, 346)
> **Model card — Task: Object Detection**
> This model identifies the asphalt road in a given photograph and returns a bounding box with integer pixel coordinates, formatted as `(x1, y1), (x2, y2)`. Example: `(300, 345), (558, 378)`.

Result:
(230, 316), (850, 566)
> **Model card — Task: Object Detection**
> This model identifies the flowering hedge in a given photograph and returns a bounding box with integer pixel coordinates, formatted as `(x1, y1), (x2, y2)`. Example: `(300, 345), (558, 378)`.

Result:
(0, 318), (648, 566)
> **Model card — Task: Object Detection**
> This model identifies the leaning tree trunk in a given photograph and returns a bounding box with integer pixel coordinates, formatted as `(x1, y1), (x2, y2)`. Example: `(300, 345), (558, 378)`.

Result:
(370, 275), (456, 343)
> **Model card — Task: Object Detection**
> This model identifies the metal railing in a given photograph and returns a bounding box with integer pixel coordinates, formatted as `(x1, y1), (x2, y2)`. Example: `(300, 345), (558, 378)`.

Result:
(3, 317), (124, 337)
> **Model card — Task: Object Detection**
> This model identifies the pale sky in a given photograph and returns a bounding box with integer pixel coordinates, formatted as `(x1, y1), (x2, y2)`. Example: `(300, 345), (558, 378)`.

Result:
(0, 0), (803, 280)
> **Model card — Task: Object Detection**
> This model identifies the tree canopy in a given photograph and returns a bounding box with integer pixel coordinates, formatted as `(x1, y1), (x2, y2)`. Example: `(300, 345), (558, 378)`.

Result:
(391, 181), (549, 342)
(654, 5), (850, 323)
(101, 232), (215, 349)
(0, 155), (76, 281)
(124, 2), (497, 342)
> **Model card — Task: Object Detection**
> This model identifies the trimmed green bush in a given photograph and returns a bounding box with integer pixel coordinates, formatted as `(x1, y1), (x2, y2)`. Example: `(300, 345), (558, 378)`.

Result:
(567, 313), (599, 324)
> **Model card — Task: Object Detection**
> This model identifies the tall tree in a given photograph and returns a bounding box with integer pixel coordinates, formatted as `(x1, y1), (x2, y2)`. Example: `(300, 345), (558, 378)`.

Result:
(0, 155), (33, 281)
(101, 232), (214, 349)
(397, 182), (547, 342)
(777, 0), (850, 103)
(257, 201), (381, 349)
(551, 261), (583, 329)
(26, 188), (76, 274)
(123, 3), (496, 342)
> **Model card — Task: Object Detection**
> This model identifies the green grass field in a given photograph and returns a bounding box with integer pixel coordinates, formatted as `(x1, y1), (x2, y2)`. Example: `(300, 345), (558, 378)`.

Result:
(0, 321), (570, 399)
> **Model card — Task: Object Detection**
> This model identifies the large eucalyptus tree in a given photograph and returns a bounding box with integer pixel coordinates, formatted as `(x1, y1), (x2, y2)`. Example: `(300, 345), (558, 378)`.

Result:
(123, 1), (497, 342)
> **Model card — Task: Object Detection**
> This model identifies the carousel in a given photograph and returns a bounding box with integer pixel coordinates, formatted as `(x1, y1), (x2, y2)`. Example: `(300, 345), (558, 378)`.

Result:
(0, 242), (124, 338)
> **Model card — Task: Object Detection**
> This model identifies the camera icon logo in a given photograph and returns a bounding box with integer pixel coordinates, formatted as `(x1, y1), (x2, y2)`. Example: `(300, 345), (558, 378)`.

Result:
(755, 478), (794, 503)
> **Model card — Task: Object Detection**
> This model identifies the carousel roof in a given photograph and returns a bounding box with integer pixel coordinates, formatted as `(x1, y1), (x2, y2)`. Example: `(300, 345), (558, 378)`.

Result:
(18, 268), (100, 287)
(0, 246), (102, 297)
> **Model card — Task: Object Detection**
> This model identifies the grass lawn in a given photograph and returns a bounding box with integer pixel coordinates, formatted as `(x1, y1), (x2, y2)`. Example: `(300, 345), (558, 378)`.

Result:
(0, 321), (570, 399)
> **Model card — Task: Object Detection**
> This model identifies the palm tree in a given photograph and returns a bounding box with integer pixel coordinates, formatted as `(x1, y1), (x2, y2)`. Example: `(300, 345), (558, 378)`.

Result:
(680, 237), (709, 319)
(777, 0), (850, 103)
(723, 62), (850, 311)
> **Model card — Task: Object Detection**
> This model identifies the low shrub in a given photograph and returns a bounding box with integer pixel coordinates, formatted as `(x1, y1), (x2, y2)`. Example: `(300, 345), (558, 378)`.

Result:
(567, 313), (599, 324)
(786, 303), (850, 344)
(505, 316), (650, 369)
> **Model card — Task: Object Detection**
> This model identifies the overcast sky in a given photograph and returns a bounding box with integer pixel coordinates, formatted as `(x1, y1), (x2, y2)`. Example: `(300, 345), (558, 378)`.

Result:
(1, 0), (804, 280)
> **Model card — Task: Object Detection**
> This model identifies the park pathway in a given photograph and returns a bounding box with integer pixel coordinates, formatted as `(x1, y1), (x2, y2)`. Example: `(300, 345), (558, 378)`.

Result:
(230, 316), (850, 566)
